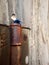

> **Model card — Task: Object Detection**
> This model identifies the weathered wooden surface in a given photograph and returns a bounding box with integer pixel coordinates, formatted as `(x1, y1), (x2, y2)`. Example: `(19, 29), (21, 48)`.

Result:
(0, 0), (49, 65)
(0, 0), (9, 25)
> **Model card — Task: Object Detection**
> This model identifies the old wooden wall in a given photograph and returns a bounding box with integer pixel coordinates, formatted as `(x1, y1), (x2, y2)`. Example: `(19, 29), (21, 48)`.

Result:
(0, 0), (9, 25)
(0, 0), (49, 65)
